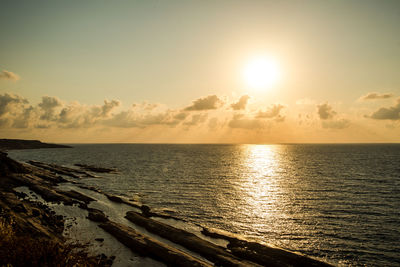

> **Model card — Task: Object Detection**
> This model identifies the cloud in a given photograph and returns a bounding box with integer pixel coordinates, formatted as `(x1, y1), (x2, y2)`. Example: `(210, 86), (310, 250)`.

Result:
(0, 93), (32, 128)
(91, 100), (120, 118)
(105, 108), (185, 128)
(12, 107), (34, 128)
(368, 98), (400, 120)
(322, 119), (350, 129)
(256, 104), (284, 119)
(183, 114), (208, 126)
(0, 92), (190, 129)
(208, 117), (219, 129)
(57, 100), (121, 128)
(39, 96), (63, 120)
(231, 95), (250, 110)
(173, 112), (188, 120)
(0, 70), (20, 81)
(360, 92), (393, 101)
(0, 93), (28, 116)
(316, 102), (350, 129)
(184, 95), (222, 111)
(317, 103), (336, 120)
(228, 114), (264, 129)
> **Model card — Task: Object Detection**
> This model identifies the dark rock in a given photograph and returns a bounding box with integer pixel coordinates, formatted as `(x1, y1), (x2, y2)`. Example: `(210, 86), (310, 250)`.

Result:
(0, 151), (28, 175)
(87, 208), (108, 222)
(95, 238), (105, 242)
(28, 161), (80, 178)
(140, 205), (151, 217)
(56, 190), (95, 204)
(125, 211), (253, 266)
(201, 227), (240, 243)
(105, 194), (123, 203)
(74, 163), (117, 173)
(32, 208), (40, 217)
(12, 203), (27, 213)
(99, 220), (211, 267)
(79, 203), (88, 209)
(14, 191), (28, 199)
(227, 239), (332, 267)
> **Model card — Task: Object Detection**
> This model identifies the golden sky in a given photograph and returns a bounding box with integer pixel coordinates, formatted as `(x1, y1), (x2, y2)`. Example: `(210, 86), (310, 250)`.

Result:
(1, 0), (400, 143)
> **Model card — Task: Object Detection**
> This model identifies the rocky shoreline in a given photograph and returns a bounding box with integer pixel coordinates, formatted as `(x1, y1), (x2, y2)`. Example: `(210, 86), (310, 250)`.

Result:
(0, 151), (333, 266)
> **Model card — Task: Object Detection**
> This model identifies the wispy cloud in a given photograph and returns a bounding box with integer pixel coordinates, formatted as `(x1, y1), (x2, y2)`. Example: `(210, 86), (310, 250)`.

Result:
(368, 98), (400, 120)
(231, 95), (250, 110)
(316, 102), (350, 129)
(360, 92), (393, 101)
(317, 103), (336, 120)
(0, 70), (20, 81)
(183, 114), (208, 126)
(228, 114), (264, 129)
(184, 95), (222, 111)
(256, 104), (284, 119)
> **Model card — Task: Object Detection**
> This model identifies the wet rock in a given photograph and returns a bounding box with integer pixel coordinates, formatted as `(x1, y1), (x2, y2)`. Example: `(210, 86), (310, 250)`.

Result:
(56, 190), (95, 204)
(125, 211), (254, 266)
(29, 184), (73, 204)
(103, 193), (142, 209)
(28, 161), (80, 178)
(227, 239), (332, 267)
(99, 220), (212, 267)
(105, 194), (124, 203)
(35, 173), (67, 184)
(95, 238), (105, 242)
(140, 205), (151, 217)
(0, 151), (28, 175)
(75, 163), (117, 173)
(87, 208), (108, 222)
(202, 227), (331, 267)
(201, 227), (242, 243)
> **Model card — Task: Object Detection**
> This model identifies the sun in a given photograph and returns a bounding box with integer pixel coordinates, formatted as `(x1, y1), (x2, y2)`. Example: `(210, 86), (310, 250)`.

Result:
(243, 57), (281, 90)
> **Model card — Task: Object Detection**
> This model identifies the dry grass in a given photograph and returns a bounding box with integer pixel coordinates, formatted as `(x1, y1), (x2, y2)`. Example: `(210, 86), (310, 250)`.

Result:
(0, 217), (108, 267)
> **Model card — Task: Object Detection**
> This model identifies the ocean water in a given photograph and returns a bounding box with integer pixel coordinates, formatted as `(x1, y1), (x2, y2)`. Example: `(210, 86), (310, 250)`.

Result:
(8, 144), (400, 266)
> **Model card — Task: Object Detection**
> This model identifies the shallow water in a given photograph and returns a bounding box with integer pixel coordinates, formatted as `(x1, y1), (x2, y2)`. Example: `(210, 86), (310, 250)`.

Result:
(9, 144), (400, 266)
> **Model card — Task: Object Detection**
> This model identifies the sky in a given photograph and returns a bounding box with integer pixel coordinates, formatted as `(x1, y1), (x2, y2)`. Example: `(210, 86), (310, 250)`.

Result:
(1, 0), (400, 143)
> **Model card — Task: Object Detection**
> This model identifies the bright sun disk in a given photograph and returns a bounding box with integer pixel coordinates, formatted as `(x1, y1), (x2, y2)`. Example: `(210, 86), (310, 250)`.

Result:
(243, 57), (281, 90)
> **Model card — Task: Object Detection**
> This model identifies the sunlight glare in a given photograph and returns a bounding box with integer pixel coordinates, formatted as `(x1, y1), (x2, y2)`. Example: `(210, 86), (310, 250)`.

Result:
(239, 145), (280, 218)
(243, 57), (281, 91)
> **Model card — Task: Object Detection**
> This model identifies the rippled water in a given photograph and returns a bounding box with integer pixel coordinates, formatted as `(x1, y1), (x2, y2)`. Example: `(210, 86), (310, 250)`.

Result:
(8, 144), (400, 266)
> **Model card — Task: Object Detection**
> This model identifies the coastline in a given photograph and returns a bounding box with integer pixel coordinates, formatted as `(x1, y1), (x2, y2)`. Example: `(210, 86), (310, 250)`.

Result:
(0, 149), (332, 266)
(0, 139), (71, 151)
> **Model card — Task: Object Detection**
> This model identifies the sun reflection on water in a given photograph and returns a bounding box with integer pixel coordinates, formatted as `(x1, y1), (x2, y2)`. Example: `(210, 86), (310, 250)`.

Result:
(238, 145), (282, 221)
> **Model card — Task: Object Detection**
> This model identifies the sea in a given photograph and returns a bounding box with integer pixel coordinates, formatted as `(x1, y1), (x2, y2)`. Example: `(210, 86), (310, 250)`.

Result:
(8, 144), (400, 266)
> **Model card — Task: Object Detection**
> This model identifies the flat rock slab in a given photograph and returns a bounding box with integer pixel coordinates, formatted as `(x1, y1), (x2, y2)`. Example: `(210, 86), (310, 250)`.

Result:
(125, 211), (257, 266)
(202, 227), (332, 267)
(99, 220), (212, 267)
(75, 164), (117, 173)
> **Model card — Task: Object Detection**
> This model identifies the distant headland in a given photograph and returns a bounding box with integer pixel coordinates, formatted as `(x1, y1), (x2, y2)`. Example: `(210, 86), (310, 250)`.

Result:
(0, 139), (71, 150)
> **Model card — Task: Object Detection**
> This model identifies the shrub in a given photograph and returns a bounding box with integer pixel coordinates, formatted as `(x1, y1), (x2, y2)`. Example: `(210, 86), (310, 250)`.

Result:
(0, 217), (107, 267)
